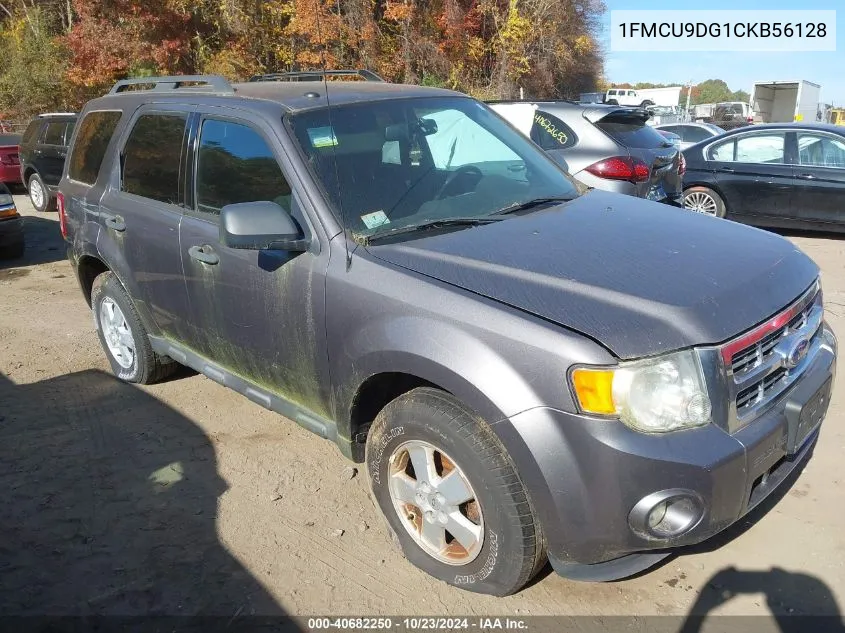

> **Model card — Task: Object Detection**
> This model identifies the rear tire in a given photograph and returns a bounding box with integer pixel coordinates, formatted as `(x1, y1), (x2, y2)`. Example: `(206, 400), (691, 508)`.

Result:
(606, 99), (618, 105)
(365, 387), (545, 596)
(684, 186), (726, 218)
(27, 173), (54, 212)
(91, 271), (177, 384)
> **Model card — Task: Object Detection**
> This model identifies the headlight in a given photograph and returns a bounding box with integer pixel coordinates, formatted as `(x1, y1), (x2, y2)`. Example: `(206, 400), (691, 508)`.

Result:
(571, 349), (712, 433)
(0, 193), (13, 206)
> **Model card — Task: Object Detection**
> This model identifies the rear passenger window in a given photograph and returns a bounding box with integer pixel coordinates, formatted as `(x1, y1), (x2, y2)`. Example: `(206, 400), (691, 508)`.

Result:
(195, 119), (292, 216)
(43, 122), (66, 145)
(122, 113), (187, 205)
(530, 111), (577, 150)
(68, 111), (122, 185)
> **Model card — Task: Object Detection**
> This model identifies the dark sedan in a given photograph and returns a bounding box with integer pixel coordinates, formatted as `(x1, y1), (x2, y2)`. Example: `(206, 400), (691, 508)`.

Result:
(682, 123), (845, 232)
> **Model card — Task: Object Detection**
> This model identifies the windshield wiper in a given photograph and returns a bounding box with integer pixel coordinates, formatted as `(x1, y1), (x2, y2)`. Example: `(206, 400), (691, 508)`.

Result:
(490, 196), (574, 216)
(364, 216), (503, 243)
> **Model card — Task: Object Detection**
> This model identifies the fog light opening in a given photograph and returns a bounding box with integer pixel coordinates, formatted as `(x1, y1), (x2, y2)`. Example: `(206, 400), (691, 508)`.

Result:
(646, 496), (700, 538)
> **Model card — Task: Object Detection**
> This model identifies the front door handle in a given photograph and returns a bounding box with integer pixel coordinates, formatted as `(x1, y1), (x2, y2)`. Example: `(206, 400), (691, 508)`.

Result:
(188, 245), (219, 265)
(796, 173), (817, 180)
(718, 166), (736, 173)
(104, 215), (126, 232)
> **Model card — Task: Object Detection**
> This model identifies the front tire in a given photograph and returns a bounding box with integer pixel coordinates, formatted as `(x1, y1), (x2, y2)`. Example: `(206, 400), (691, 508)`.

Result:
(27, 173), (53, 212)
(366, 387), (545, 596)
(91, 271), (176, 384)
(684, 186), (726, 218)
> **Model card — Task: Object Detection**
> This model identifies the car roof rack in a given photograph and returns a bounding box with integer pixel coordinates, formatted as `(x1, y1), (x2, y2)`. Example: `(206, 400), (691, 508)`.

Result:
(108, 75), (235, 95)
(248, 69), (384, 83)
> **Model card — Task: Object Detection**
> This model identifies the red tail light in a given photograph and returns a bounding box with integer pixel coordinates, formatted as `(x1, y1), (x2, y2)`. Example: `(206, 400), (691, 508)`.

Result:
(0, 153), (19, 165)
(57, 191), (68, 239)
(585, 156), (651, 183)
(678, 153), (686, 176)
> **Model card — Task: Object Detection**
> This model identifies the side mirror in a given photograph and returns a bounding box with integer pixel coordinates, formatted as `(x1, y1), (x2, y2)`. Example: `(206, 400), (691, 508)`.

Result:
(220, 201), (309, 252)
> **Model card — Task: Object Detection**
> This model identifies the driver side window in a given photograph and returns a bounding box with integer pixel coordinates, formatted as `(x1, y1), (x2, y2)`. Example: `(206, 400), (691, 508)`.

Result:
(195, 118), (298, 223)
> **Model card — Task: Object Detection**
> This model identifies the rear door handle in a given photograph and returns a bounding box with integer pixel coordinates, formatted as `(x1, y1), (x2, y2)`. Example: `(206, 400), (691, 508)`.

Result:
(718, 166), (735, 173)
(796, 173), (817, 180)
(104, 215), (126, 232)
(188, 245), (219, 265)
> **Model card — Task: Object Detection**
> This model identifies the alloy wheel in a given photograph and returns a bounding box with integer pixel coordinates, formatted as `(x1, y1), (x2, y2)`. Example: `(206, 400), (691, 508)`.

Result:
(387, 440), (484, 565)
(99, 298), (135, 369)
(684, 190), (719, 215)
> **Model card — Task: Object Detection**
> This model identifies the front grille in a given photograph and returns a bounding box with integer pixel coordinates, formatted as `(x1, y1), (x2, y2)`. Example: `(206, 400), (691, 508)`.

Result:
(724, 282), (823, 423)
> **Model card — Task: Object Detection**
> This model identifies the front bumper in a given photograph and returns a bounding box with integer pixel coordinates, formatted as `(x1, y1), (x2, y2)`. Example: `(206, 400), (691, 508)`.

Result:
(507, 324), (836, 580)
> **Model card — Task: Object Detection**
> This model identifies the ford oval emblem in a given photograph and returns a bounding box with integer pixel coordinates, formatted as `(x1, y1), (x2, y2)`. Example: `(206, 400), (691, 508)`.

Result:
(786, 338), (811, 369)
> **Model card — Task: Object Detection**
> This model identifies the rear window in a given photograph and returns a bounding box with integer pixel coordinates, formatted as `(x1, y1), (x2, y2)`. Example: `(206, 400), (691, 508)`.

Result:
(595, 117), (668, 149)
(530, 111), (577, 150)
(68, 111), (122, 185)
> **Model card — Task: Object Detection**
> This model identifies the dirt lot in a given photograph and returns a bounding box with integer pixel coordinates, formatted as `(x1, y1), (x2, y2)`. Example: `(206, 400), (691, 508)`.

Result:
(1, 192), (844, 622)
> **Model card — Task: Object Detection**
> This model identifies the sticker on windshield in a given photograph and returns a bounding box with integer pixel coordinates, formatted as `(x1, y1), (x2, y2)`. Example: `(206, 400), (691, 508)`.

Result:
(308, 126), (339, 148)
(361, 210), (390, 230)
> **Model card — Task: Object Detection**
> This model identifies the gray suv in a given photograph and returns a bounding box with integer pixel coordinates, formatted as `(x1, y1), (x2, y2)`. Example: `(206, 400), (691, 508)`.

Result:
(60, 75), (836, 596)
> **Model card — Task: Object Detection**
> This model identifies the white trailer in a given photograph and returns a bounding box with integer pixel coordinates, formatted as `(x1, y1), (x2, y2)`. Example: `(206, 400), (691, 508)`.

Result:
(751, 80), (822, 123)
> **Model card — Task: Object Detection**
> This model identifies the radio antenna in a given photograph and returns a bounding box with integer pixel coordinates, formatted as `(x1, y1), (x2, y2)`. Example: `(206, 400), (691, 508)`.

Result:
(313, 0), (351, 270)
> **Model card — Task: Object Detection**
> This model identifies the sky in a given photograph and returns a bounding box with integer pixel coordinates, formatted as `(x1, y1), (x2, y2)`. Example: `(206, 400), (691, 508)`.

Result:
(601, 0), (844, 105)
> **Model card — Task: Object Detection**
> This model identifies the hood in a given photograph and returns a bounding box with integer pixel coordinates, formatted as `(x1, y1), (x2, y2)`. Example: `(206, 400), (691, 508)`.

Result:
(367, 190), (819, 359)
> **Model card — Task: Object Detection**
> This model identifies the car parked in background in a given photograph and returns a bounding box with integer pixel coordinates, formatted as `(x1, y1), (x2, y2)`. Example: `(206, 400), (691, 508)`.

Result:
(712, 102), (754, 130)
(490, 100), (684, 205)
(683, 123), (845, 231)
(0, 181), (24, 259)
(18, 112), (77, 212)
(656, 128), (682, 150)
(656, 122), (725, 151)
(0, 134), (22, 187)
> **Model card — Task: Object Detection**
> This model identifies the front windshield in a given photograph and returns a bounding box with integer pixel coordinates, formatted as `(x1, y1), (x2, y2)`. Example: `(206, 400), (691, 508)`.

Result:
(289, 97), (581, 239)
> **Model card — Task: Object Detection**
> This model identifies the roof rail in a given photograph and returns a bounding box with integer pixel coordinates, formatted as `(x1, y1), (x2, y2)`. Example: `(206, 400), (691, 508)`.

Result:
(248, 69), (384, 83)
(38, 112), (77, 117)
(108, 75), (234, 95)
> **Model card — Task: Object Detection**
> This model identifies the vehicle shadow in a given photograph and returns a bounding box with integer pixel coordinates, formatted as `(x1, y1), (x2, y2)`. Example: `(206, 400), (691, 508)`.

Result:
(0, 213), (68, 268)
(679, 567), (844, 632)
(0, 369), (298, 627)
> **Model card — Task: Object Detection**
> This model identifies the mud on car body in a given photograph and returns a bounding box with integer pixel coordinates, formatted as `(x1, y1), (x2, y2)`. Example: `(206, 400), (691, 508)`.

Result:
(59, 74), (836, 595)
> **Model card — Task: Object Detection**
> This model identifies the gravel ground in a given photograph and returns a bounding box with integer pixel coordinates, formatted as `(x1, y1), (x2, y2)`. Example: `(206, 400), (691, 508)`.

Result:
(1, 192), (843, 624)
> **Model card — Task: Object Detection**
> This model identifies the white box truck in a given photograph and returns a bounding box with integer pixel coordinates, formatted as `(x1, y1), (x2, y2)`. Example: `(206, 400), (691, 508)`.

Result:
(751, 80), (822, 123)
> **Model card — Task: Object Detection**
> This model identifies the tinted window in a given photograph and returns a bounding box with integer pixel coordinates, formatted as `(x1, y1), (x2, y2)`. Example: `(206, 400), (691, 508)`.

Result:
(68, 111), (122, 185)
(122, 113), (187, 204)
(595, 116), (667, 149)
(684, 126), (714, 143)
(196, 119), (292, 216)
(531, 111), (577, 150)
(43, 122), (66, 145)
(798, 133), (845, 168)
(21, 120), (41, 146)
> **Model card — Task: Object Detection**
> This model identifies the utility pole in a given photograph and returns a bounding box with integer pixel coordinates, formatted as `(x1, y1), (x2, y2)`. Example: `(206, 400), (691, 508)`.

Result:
(685, 79), (693, 121)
